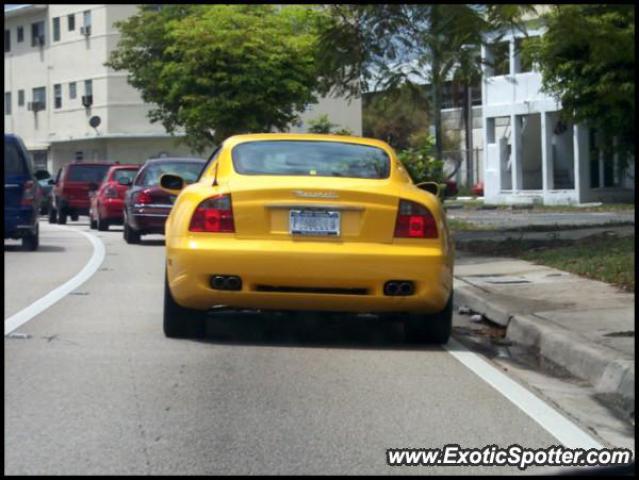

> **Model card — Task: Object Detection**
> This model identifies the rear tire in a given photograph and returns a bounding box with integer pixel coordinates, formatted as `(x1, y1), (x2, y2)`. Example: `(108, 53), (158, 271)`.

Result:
(22, 223), (39, 251)
(58, 210), (67, 225)
(90, 216), (97, 229)
(97, 215), (109, 231)
(48, 207), (57, 224)
(124, 222), (140, 244)
(404, 293), (453, 345)
(164, 271), (206, 338)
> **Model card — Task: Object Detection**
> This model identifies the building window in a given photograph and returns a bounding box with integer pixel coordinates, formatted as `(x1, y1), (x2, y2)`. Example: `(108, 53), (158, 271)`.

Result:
(515, 37), (535, 74)
(68, 14), (75, 31)
(53, 17), (60, 42)
(69, 82), (77, 99)
(54, 84), (62, 109)
(17, 26), (24, 43)
(4, 30), (10, 52)
(5, 92), (12, 115)
(31, 21), (45, 47)
(85, 79), (93, 96)
(18, 90), (24, 107)
(32, 87), (46, 110)
(487, 41), (510, 77)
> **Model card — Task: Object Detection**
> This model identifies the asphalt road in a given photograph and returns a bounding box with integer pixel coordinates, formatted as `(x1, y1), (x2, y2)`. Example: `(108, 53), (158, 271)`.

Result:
(3, 221), (625, 475)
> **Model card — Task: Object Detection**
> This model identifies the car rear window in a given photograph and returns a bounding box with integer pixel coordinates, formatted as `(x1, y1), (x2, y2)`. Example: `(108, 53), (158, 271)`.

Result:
(66, 164), (111, 183)
(112, 168), (138, 184)
(232, 140), (391, 179)
(4, 141), (27, 177)
(137, 162), (204, 187)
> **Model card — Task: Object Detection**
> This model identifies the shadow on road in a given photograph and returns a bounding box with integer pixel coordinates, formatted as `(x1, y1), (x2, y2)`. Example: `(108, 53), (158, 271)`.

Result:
(189, 310), (447, 352)
(3, 243), (66, 253)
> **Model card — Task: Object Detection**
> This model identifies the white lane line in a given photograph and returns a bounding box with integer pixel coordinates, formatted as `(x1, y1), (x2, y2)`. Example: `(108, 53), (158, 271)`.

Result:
(445, 338), (603, 450)
(4, 224), (106, 336)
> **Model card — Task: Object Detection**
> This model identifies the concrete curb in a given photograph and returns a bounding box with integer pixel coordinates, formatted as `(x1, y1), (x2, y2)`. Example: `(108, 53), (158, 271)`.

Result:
(454, 279), (635, 415)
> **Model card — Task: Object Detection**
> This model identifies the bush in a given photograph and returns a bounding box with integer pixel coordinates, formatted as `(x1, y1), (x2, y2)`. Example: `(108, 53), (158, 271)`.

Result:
(307, 114), (353, 135)
(396, 135), (446, 184)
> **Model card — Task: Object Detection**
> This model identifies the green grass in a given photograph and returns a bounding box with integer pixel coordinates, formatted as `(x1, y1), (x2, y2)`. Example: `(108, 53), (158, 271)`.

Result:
(447, 218), (488, 232)
(458, 234), (635, 292)
(521, 235), (635, 291)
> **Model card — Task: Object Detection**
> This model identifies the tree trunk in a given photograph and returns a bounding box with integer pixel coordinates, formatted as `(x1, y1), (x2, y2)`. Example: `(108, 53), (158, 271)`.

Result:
(430, 5), (443, 164)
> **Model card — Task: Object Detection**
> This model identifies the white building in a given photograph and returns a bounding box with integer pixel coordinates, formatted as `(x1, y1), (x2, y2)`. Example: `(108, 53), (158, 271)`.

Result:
(4, 4), (362, 174)
(481, 13), (634, 205)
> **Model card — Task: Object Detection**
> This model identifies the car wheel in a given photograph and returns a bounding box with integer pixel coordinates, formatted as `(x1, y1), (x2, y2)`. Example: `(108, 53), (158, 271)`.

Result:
(48, 207), (57, 224)
(404, 293), (453, 345)
(124, 222), (140, 244)
(90, 215), (97, 229)
(22, 223), (39, 251)
(97, 215), (109, 231)
(58, 210), (67, 225)
(71, 214), (79, 221)
(164, 271), (206, 338)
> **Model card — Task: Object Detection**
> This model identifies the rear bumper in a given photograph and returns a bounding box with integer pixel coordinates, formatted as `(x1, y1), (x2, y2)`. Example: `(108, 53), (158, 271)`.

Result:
(130, 209), (169, 234)
(4, 209), (37, 238)
(100, 199), (126, 221)
(167, 237), (453, 313)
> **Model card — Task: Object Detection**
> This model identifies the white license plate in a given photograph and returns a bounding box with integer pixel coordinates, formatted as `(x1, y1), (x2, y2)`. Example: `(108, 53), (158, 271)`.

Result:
(289, 209), (340, 236)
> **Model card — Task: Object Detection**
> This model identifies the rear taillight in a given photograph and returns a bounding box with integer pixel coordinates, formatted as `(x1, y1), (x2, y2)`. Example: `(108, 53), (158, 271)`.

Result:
(134, 189), (153, 205)
(189, 194), (234, 233)
(21, 180), (35, 206)
(394, 199), (438, 238)
(105, 185), (118, 198)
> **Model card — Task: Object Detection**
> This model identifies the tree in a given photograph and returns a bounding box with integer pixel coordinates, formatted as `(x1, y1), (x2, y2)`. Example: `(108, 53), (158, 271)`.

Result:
(106, 5), (327, 151)
(523, 5), (635, 161)
(316, 5), (532, 162)
(363, 82), (429, 150)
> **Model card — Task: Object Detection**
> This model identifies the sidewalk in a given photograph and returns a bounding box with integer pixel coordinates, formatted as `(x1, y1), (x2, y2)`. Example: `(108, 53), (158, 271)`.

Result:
(453, 249), (635, 415)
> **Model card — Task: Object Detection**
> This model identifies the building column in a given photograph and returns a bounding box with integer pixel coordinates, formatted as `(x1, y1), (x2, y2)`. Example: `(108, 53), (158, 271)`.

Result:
(573, 123), (589, 203)
(541, 111), (553, 195)
(511, 114), (523, 191)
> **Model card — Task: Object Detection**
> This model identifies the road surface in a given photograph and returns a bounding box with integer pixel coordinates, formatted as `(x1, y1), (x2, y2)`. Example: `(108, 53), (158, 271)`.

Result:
(4, 221), (632, 474)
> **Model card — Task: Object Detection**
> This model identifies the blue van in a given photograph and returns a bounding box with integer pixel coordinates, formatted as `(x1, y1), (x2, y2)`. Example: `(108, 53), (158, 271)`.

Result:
(4, 133), (43, 250)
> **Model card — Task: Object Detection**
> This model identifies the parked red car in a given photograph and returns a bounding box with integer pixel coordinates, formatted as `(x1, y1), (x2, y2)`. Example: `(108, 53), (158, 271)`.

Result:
(48, 162), (114, 224)
(471, 181), (484, 196)
(89, 164), (140, 231)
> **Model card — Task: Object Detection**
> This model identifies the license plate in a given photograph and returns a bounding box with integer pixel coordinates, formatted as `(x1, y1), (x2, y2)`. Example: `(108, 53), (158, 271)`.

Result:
(289, 209), (340, 236)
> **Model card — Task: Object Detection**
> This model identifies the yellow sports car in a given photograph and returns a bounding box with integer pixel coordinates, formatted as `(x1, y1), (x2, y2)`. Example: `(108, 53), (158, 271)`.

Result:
(161, 133), (454, 343)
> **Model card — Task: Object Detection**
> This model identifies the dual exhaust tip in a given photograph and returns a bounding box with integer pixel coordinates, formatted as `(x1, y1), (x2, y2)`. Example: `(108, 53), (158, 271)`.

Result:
(384, 280), (415, 296)
(211, 275), (242, 291)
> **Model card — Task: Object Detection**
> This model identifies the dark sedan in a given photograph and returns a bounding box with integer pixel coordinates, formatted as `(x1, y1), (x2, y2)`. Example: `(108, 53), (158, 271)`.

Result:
(122, 157), (205, 244)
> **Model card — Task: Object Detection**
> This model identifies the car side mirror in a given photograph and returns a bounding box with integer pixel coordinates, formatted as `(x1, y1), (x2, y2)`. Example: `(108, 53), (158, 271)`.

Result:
(160, 174), (184, 196)
(88, 182), (99, 192)
(118, 177), (133, 186)
(34, 170), (50, 181)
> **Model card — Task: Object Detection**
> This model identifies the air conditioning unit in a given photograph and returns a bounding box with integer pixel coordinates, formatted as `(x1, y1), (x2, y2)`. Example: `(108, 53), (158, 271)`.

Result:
(27, 101), (45, 112)
(80, 25), (91, 36)
(81, 95), (93, 108)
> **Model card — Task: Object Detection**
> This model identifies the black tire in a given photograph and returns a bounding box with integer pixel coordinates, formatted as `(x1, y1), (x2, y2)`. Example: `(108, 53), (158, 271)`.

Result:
(71, 214), (79, 221)
(164, 271), (206, 338)
(124, 222), (140, 244)
(97, 215), (109, 231)
(22, 223), (39, 251)
(404, 293), (453, 345)
(48, 207), (57, 224)
(90, 216), (97, 229)
(58, 209), (67, 225)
